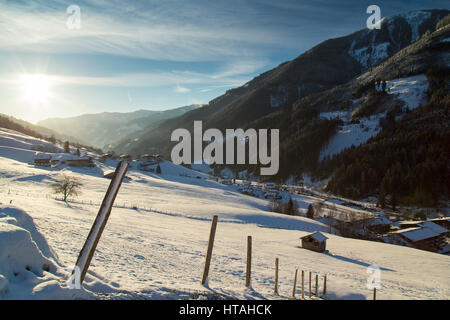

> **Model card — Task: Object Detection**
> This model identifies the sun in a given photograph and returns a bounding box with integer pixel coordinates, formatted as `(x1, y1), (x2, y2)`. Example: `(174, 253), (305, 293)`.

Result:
(20, 74), (53, 105)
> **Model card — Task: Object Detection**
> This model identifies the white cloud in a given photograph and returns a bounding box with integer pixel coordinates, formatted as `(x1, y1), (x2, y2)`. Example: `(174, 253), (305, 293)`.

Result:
(174, 85), (190, 93)
(0, 1), (298, 62)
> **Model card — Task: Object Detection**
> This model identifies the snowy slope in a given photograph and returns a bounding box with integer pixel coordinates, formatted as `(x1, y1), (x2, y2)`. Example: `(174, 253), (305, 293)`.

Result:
(320, 74), (429, 161)
(0, 129), (449, 300)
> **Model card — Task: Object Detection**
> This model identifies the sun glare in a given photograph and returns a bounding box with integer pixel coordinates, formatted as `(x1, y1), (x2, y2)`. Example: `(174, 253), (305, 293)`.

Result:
(20, 74), (52, 105)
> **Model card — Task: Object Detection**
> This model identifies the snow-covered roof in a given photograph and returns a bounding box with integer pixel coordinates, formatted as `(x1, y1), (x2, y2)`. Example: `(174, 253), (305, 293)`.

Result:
(300, 231), (328, 243)
(366, 217), (392, 226)
(34, 153), (52, 159)
(34, 153), (92, 162)
(391, 222), (448, 242)
(420, 222), (448, 235)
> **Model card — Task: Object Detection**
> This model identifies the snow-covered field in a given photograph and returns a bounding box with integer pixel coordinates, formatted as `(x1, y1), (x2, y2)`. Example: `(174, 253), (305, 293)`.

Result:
(0, 129), (449, 300)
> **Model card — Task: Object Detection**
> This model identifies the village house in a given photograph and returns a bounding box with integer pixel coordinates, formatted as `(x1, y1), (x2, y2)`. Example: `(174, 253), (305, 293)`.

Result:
(300, 231), (328, 253)
(33, 153), (52, 166)
(427, 217), (450, 230)
(98, 153), (114, 163)
(33, 153), (95, 168)
(67, 156), (95, 167)
(138, 154), (160, 171)
(387, 221), (448, 252)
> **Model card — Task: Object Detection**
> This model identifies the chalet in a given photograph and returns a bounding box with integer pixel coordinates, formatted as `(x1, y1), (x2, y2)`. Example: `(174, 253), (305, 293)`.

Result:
(98, 153), (114, 163)
(33, 153), (52, 166)
(220, 178), (233, 185)
(388, 221), (448, 252)
(300, 231), (328, 253)
(67, 156), (94, 167)
(428, 217), (450, 230)
(352, 216), (392, 234)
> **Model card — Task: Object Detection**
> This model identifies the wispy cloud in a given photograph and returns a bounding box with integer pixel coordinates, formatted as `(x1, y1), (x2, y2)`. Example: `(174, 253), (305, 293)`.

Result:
(0, 0), (299, 62)
(174, 85), (191, 93)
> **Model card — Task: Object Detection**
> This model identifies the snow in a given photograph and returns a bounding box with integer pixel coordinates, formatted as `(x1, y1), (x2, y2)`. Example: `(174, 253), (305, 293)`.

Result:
(320, 74), (428, 161)
(384, 74), (428, 110)
(301, 231), (328, 243)
(0, 206), (116, 299)
(0, 128), (449, 300)
(319, 114), (382, 161)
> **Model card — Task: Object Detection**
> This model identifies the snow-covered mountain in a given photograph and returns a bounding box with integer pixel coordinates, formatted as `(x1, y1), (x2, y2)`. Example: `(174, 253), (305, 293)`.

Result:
(121, 9), (448, 156)
(38, 105), (202, 150)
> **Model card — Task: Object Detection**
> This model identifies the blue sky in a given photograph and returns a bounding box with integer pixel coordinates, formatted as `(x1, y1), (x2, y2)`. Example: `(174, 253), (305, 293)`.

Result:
(0, 0), (448, 122)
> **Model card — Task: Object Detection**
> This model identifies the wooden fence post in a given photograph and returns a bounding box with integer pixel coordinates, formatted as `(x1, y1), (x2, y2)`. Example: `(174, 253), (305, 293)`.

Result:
(274, 258), (279, 294)
(301, 270), (304, 299)
(71, 161), (129, 286)
(201, 215), (218, 285)
(315, 274), (318, 297)
(245, 236), (252, 287)
(309, 271), (312, 298)
(292, 269), (298, 297)
(323, 275), (327, 295)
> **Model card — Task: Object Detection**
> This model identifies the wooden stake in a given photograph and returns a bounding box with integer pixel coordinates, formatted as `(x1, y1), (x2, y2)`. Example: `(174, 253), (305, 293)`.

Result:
(292, 269), (298, 297)
(373, 287), (376, 300)
(274, 258), (279, 294)
(323, 275), (327, 295)
(72, 161), (129, 286)
(301, 270), (304, 299)
(309, 271), (312, 298)
(245, 236), (252, 287)
(315, 274), (318, 296)
(201, 215), (218, 285)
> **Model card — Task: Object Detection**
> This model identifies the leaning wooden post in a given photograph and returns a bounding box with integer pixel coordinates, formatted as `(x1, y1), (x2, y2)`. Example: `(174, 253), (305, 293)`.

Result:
(323, 275), (327, 295)
(245, 236), (252, 287)
(309, 271), (312, 298)
(292, 269), (298, 297)
(315, 274), (318, 296)
(301, 270), (304, 299)
(70, 161), (129, 286)
(373, 287), (376, 300)
(274, 258), (279, 294)
(201, 215), (218, 285)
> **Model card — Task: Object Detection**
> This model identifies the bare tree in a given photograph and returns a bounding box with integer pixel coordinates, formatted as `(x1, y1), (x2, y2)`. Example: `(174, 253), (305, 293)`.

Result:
(52, 174), (82, 201)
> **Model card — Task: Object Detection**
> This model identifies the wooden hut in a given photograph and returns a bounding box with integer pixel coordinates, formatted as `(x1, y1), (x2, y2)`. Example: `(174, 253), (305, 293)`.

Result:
(300, 231), (328, 253)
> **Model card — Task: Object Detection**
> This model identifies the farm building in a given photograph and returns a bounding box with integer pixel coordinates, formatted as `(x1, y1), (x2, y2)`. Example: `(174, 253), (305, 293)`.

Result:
(33, 153), (94, 167)
(352, 216), (392, 234)
(300, 231), (328, 253)
(33, 153), (52, 166)
(67, 156), (95, 167)
(387, 221), (448, 252)
(98, 153), (114, 163)
(428, 217), (450, 230)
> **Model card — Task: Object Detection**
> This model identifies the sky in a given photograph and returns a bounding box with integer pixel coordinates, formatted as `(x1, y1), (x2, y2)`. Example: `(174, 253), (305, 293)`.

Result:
(0, 0), (448, 123)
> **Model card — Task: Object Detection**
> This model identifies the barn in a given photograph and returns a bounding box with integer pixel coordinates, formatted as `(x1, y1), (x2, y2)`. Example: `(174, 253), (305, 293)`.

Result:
(300, 231), (328, 253)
